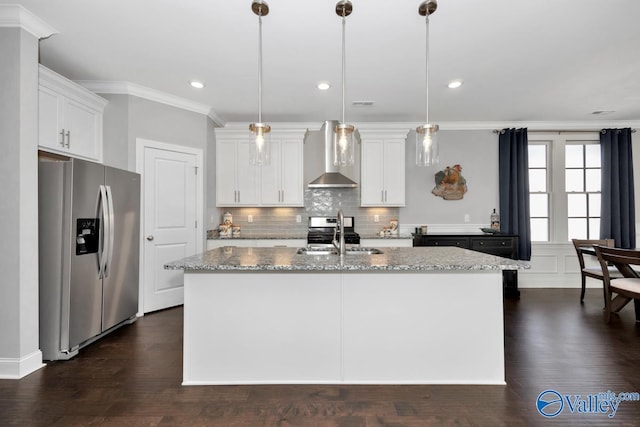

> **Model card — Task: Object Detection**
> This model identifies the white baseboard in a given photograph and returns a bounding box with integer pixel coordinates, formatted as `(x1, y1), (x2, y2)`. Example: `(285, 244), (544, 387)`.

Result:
(0, 350), (45, 379)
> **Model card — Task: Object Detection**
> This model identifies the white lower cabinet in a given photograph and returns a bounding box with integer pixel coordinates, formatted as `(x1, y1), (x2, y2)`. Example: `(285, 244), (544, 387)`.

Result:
(38, 65), (106, 162)
(360, 238), (413, 248)
(254, 239), (306, 248)
(207, 239), (306, 250)
(206, 240), (255, 250)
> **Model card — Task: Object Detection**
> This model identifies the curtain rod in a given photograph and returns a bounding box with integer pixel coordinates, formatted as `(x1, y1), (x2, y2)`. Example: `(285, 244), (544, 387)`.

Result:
(493, 129), (636, 134)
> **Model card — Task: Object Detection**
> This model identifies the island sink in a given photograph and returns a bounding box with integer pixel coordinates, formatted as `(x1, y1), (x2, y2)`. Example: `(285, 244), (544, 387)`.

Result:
(344, 247), (384, 255)
(296, 247), (384, 256)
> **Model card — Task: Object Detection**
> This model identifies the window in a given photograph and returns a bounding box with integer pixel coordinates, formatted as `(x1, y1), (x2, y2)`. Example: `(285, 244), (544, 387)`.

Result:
(527, 133), (601, 243)
(565, 144), (601, 239)
(528, 144), (549, 241)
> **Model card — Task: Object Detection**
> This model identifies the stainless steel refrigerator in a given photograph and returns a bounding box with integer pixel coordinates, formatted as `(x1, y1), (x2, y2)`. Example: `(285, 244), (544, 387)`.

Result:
(38, 157), (140, 360)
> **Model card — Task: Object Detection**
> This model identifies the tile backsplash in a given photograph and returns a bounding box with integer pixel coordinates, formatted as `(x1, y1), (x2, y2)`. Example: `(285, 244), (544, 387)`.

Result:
(211, 188), (400, 237)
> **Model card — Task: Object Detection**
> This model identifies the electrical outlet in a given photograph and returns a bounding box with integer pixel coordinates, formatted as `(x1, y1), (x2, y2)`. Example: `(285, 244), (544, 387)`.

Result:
(296, 215), (301, 223)
(374, 215), (379, 222)
(464, 214), (470, 223)
(211, 215), (215, 224)
(248, 215), (253, 223)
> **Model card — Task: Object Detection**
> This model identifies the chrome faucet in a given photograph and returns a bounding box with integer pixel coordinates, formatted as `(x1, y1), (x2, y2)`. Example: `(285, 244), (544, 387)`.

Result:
(332, 209), (346, 255)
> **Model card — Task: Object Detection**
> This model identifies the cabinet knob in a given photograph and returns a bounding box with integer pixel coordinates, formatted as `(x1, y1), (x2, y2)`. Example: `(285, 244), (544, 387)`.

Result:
(146, 235), (154, 241)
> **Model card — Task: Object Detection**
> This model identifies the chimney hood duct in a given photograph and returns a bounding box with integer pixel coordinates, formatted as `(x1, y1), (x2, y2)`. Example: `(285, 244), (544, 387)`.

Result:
(308, 120), (358, 188)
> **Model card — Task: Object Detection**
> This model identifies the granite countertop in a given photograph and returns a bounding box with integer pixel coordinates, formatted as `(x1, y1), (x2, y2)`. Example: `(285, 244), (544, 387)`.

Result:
(206, 232), (413, 240)
(165, 246), (530, 272)
(358, 234), (413, 240)
(207, 233), (307, 240)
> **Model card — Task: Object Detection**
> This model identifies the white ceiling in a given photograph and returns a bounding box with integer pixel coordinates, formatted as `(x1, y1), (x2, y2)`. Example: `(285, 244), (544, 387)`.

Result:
(5, 0), (640, 126)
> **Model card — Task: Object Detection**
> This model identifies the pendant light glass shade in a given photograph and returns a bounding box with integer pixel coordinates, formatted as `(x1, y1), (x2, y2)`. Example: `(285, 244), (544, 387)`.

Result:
(249, 122), (271, 165)
(249, 0), (271, 165)
(416, 0), (439, 167)
(334, 0), (355, 167)
(416, 123), (439, 166)
(333, 123), (355, 166)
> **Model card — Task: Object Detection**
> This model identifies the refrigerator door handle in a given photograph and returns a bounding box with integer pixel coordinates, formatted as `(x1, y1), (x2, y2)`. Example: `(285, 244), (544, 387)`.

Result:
(104, 185), (115, 278)
(97, 185), (109, 279)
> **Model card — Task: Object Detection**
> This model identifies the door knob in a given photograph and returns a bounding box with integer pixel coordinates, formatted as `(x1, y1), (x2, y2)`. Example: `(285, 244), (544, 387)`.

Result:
(146, 235), (154, 241)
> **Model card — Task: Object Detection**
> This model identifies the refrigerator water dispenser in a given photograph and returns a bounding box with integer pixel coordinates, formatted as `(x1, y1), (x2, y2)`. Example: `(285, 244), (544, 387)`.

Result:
(76, 218), (100, 255)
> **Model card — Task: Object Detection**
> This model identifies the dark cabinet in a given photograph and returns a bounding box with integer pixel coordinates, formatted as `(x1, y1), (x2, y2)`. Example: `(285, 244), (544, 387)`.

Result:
(413, 233), (520, 299)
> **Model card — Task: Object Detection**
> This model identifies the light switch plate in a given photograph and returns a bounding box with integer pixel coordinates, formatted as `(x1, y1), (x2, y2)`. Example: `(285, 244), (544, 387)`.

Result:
(248, 215), (253, 223)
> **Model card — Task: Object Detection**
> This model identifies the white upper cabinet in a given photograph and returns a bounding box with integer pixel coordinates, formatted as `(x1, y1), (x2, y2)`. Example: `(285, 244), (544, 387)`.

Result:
(215, 128), (305, 207)
(216, 139), (259, 206)
(359, 129), (408, 207)
(260, 139), (303, 206)
(38, 65), (107, 162)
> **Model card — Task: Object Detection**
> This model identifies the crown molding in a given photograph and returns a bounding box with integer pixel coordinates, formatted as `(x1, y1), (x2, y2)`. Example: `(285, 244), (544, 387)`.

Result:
(424, 120), (640, 131)
(0, 5), (57, 39)
(221, 121), (324, 132)
(215, 123), (311, 140)
(219, 120), (640, 135)
(76, 80), (226, 127)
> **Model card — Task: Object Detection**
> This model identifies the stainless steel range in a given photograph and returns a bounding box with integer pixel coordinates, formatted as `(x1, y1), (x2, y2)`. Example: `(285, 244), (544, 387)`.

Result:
(307, 216), (360, 247)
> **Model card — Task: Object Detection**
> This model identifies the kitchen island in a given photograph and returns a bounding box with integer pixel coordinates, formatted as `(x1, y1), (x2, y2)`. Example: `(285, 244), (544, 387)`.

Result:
(165, 246), (528, 385)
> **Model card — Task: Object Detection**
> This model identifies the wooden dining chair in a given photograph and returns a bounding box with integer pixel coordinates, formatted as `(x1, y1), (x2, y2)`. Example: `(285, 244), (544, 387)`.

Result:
(594, 245), (640, 323)
(571, 239), (622, 304)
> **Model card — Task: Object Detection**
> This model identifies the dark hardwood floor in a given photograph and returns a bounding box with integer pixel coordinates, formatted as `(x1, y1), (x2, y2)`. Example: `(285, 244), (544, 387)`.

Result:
(1, 289), (639, 426)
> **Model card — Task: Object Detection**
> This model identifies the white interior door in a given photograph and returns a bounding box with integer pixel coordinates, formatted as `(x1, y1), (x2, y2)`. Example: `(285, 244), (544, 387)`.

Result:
(140, 142), (201, 313)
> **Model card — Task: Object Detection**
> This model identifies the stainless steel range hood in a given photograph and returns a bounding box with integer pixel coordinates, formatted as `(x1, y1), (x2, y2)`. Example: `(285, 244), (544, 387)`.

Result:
(307, 120), (358, 188)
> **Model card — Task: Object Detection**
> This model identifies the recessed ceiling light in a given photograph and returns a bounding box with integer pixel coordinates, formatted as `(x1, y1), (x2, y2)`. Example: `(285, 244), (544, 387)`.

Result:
(592, 110), (615, 115)
(447, 80), (463, 89)
(190, 81), (205, 89)
(317, 82), (331, 91)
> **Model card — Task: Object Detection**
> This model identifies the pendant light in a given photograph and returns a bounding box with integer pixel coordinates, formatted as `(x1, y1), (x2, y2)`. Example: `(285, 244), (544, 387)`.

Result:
(416, 0), (439, 167)
(334, 0), (355, 167)
(249, 0), (271, 165)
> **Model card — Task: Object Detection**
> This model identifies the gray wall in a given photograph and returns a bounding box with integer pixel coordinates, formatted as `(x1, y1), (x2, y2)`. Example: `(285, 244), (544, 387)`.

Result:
(0, 28), (41, 368)
(401, 129), (499, 227)
(206, 114), (219, 230)
(101, 94), (129, 169)
(101, 94), (210, 172)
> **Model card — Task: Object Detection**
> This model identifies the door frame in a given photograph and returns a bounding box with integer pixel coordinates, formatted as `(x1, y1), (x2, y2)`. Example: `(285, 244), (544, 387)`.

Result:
(135, 138), (204, 316)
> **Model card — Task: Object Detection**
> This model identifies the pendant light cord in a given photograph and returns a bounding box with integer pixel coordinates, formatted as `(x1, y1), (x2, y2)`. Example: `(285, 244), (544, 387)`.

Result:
(425, 13), (430, 124)
(258, 13), (263, 123)
(341, 15), (346, 124)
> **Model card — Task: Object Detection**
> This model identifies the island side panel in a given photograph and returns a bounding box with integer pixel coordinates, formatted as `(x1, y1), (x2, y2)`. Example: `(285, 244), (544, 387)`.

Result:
(183, 271), (342, 385)
(342, 271), (505, 384)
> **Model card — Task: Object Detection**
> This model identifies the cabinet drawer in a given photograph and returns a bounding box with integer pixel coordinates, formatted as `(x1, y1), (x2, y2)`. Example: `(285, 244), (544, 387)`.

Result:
(470, 238), (514, 249)
(422, 238), (469, 248)
(470, 238), (516, 258)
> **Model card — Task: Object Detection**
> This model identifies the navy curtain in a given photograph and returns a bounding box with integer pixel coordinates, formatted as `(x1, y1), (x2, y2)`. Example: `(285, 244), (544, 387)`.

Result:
(600, 128), (635, 249)
(499, 128), (531, 260)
